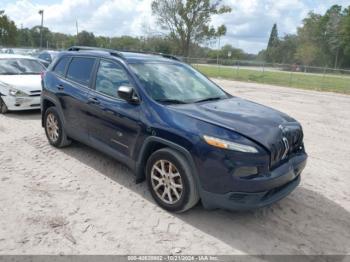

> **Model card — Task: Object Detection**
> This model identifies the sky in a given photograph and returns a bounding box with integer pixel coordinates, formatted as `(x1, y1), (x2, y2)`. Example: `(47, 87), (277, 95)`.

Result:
(2, 0), (350, 54)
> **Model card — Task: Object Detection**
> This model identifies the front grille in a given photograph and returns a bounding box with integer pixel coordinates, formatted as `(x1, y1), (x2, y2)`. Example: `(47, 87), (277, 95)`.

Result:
(271, 127), (303, 168)
(29, 90), (41, 97)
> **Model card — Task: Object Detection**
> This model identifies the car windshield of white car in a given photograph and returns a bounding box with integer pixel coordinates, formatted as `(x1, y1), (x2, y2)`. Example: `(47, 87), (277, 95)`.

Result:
(0, 59), (45, 75)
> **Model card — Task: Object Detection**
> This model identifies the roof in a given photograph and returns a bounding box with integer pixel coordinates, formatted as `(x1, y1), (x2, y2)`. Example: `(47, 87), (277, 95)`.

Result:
(0, 54), (39, 60)
(39, 50), (59, 54)
(65, 46), (181, 63)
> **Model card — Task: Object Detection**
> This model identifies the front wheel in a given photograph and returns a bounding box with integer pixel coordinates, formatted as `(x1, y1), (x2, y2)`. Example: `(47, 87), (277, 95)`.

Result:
(44, 107), (71, 148)
(146, 148), (199, 213)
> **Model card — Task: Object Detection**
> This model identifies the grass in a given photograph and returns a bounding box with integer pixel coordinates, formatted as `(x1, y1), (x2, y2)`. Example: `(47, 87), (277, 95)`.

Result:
(193, 64), (350, 95)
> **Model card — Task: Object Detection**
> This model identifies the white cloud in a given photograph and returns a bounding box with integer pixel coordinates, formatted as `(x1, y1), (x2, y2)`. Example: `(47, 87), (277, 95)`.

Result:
(3, 0), (350, 54)
(4, 0), (155, 36)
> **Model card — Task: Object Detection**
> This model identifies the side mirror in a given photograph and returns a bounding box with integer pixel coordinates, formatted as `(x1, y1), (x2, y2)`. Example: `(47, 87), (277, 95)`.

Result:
(118, 86), (139, 104)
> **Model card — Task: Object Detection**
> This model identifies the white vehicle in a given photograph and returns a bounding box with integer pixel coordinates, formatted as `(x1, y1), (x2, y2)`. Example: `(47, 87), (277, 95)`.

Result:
(0, 54), (45, 113)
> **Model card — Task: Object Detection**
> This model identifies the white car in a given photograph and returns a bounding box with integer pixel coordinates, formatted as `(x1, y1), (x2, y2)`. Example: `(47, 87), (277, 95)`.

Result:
(0, 54), (45, 113)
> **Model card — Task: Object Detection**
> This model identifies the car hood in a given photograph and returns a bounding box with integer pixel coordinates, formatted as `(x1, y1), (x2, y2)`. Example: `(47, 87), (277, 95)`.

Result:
(170, 97), (301, 150)
(0, 75), (42, 94)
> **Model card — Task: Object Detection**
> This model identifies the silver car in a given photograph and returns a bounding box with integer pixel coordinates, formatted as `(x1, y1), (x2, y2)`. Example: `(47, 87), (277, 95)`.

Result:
(0, 54), (45, 113)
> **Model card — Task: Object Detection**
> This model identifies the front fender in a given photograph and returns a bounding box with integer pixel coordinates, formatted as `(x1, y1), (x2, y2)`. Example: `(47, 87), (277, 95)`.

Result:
(135, 136), (200, 186)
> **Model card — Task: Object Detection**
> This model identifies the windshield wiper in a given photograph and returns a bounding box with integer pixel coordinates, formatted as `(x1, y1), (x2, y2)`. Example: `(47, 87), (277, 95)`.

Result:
(195, 96), (223, 103)
(155, 99), (188, 104)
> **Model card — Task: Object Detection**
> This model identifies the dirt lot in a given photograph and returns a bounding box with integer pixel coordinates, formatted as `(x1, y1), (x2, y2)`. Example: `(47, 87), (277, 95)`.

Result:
(0, 79), (349, 255)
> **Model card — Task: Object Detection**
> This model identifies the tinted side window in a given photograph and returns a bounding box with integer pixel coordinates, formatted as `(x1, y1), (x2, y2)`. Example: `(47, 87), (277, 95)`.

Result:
(53, 56), (70, 76)
(39, 53), (51, 62)
(67, 57), (95, 85)
(95, 60), (131, 98)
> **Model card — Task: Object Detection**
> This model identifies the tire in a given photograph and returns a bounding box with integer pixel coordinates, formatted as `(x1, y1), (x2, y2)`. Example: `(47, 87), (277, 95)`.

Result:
(44, 107), (71, 148)
(146, 148), (199, 213)
(0, 97), (8, 114)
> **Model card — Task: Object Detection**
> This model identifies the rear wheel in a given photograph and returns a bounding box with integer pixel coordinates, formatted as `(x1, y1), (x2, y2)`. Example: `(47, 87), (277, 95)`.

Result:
(44, 107), (71, 148)
(146, 148), (199, 213)
(0, 97), (8, 114)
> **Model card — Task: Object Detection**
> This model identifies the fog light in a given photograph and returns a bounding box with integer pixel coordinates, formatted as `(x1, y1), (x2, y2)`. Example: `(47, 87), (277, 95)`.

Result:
(15, 98), (24, 102)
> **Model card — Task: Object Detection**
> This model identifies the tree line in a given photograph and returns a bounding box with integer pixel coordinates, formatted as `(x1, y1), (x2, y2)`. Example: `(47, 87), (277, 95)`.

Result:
(262, 5), (350, 69)
(1, 2), (350, 69)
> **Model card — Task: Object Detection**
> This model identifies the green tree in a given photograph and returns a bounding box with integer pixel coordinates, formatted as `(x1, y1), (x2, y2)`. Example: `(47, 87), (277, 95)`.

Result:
(77, 31), (96, 46)
(324, 5), (343, 68)
(110, 36), (141, 50)
(265, 23), (280, 63)
(29, 26), (52, 48)
(143, 36), (174, 54)
(295, 42), (319, 68)
(277, 34), (298, 64)
(296, 13), (326, 66)
(50, 32), (75, 49)
(217, 44), (244, 59)
(96, 36), (112, 48)
(17, 28), (32, 47)
(341, 7), (350, 67)
(0, 11), (17, 46)
(151, 0), (231, 56)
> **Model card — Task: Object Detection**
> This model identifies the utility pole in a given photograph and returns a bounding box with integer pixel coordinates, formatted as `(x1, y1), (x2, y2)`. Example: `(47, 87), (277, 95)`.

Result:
(76, 20), (79, 45)
(38, 10), (44, 49)
(216, 36), (221, 70)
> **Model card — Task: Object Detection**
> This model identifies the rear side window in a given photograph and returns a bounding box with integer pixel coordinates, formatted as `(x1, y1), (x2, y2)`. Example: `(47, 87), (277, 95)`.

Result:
(66, 57), (95, 85)
(39, 53), (51, 62)
(53, 56), (70, 76)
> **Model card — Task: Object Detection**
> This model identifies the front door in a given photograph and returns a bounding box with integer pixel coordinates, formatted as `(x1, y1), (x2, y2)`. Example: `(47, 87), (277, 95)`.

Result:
(86, 59), (141, 162)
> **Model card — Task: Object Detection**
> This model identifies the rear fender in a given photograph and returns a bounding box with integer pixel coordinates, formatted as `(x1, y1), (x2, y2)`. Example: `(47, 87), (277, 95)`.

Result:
(41, 95), (65, 127)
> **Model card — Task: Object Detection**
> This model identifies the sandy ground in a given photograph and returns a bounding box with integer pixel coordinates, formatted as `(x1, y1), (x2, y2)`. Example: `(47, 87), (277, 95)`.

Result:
(0, 79), (349, 255)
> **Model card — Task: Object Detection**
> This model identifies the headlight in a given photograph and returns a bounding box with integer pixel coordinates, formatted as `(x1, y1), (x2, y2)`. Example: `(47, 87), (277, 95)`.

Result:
(203, 135), (259, 153)
(9, 88), (28, 97)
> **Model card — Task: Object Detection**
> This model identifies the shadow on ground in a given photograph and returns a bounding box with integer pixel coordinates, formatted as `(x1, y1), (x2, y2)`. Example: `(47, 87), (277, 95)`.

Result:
(3, 110), (41, 120)
(60, 141), (350, 255)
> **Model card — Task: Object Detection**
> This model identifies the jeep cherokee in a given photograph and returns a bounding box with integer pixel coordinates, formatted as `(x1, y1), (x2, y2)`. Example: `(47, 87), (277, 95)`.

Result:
(41, 46), (307, 213)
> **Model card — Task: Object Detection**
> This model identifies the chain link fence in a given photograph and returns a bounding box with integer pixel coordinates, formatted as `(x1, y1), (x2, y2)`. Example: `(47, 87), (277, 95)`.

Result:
(184, 57), (350, 94)
(1, 46), (349, 94)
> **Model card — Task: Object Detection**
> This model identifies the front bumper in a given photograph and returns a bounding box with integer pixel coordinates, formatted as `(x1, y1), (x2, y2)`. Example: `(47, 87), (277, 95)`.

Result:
(199, 153), (307, 210)
(1, 95), (41, 111)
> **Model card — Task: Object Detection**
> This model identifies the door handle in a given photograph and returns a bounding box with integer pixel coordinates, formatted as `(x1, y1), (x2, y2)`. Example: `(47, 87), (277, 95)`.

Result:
(56, 84), (64, 90)
(88, 97), (100, 105)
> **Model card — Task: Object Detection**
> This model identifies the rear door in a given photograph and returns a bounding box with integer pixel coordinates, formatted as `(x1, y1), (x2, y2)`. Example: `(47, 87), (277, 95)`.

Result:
(86, 58), (141, 162)
(57, 56), (96, 140)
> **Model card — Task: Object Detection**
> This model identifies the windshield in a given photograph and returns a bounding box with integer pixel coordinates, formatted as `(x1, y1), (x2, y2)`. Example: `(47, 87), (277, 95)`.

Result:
(0, 59), (45, 75)
(130, 62), (228, 104)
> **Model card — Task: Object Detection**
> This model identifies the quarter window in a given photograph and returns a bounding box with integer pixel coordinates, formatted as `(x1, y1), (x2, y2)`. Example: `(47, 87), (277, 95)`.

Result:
(53, 56), (70, 76)
(95, 60), (131, 98)
(39, 53), (51, 62)
(66, 57), (95, 85)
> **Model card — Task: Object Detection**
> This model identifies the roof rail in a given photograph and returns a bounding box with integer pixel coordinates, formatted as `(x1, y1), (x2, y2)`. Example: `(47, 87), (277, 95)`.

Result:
(116, 49), (180, 61)
(67, 46), (124, 59)
(158, 53), (181, 61)
(67, 46), (181, 61)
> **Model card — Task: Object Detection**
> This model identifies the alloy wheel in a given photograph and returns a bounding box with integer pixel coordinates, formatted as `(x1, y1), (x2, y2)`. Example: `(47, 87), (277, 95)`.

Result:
(151, 160), (183, 204)
(46, 113), (59, 143)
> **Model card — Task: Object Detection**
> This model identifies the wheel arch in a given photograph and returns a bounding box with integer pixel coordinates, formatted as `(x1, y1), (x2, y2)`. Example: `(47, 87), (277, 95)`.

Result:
(41, 97), (64, 127)
(135, 136), (199, 186)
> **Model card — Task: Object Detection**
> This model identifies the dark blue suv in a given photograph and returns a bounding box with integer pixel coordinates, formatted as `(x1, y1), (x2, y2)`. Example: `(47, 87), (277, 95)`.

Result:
(41, 46), (307, 213)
